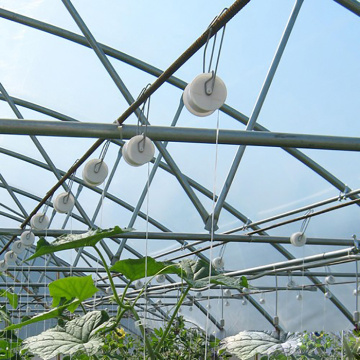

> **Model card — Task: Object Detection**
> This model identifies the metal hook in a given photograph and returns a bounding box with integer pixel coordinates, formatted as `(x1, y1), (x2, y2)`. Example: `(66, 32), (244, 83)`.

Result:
(93, 140), (111, 173)
(202, 9), (227, 95)
(138, 133), (146, 153)
(243, 218), (252, 231)
(353, 234), (360, 250)
(300, 209), (313, 234)
(136, 84), (151, 134)
(338, 185), (350, 201)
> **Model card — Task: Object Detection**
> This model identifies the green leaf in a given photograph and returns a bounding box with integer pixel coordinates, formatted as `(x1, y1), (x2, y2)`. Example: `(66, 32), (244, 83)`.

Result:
(177, 259), (248, 289)
(26, 226), (128, 261)
(110, 257), (178, 282)
(0, 305), (11, 323)
(5, 300), (79, 331)
(220, 331), (302, 359)
(49, 276), (99, 312)
(0, 290), (18, 308)
(22, 311), (113, 360)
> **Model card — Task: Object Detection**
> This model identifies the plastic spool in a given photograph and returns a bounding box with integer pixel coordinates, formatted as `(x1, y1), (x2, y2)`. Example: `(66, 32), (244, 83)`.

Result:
(296, 293), (303, 301)
(4, 251), (17, 264)
(12, 240), (26, 255)
(287, 280), (296, 289)
(53, 192), (75, 214)
(324, 291), (332, 299)
(0, 260), (8, 272)
(354, 311), (360, 323)
(325, 275), (335, 285)
(134, 279), (143, 290)
(259, 297), (265, 304)
(183, 73), (227, 117)
(241, 300), (247, 306)
(30, 213), (50, 230)
(196, 291), (202, 298)
(20, 231), (35, 247)
(105, 287), (112, 295)
(155, 274), (165, 283)
(224, 289), (232, 297)
(82, 159), (108, 187)
(156, 299), (162, 306)
(212, 257), (224, 270)
(290, 232), (307, 247)
(189, 306), (193, 311)
(122, 135), (155, 167)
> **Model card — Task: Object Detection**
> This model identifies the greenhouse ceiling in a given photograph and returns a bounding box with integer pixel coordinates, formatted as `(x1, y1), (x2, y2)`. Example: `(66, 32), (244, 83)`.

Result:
(0, 0), (360, 340)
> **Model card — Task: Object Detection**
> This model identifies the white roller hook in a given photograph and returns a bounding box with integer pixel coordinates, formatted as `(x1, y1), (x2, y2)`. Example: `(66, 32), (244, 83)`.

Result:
(212, 256), (224, 270)
(20, 231), (35, 247)
(183, 73), (227, 117)
(155, 274), (165, 283)
(0, 260), (8, 272)
(325, 275), (335, 285)
(12, 240), (26, 254)
(134, 280), (143, 290)
(82, 159), (109, 186)
(53, 192), (75, 214)
(30, 213), (50, 230)
(290, 232), (307, 247)
(4, 251), (17, 265)
(123, 135), (155, 167)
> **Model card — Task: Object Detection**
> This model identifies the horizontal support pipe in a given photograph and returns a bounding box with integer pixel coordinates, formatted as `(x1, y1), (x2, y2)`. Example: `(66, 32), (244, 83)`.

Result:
(0, 228), (353, 246)
(226, 247), (358, 277)
(1, 119), (360, 151)
(4, 266), (356, 278)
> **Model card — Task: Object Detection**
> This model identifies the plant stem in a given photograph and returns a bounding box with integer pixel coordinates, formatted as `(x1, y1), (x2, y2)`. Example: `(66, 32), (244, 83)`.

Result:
(130, 307), (156, 360)
(121, 281), (131, 303)
(93, 245), (122, 306)
(80, 302), (87, 314)
(154, 285), (190, 354)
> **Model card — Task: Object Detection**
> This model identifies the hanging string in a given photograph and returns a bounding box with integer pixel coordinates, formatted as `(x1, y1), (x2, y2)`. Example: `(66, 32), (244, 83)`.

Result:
(356, 261), (359, 312)
(142, 92), (152, 360)
(43, 254), (48, 331)
(300, 246), (305, 331)
(143, 161), (151, 360)
(275, 272), (278, 319)
(204, 109), (220, 359)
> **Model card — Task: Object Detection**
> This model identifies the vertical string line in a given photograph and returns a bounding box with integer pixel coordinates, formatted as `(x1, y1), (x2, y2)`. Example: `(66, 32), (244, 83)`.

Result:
(300, 246), (305, 332)
(26, 249), (31, 340)
(204, 110), (220, 358)
(143, 161), (150, 360)
(356, 260), (358, 313)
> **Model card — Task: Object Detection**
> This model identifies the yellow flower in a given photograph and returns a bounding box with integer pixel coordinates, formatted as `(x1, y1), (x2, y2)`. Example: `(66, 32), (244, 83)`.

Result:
(114, 327), (126, 339)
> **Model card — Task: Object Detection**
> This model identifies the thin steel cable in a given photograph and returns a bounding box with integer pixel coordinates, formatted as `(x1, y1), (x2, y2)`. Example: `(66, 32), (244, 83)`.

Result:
(204, 111), (220, 358)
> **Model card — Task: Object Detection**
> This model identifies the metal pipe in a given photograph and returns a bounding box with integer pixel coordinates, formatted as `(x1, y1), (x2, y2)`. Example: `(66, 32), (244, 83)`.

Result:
(2, 119), (360, 151)
(226, 247), (357, 277)
(0, 229), (353, 246)
(333, 0), (360, 16)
